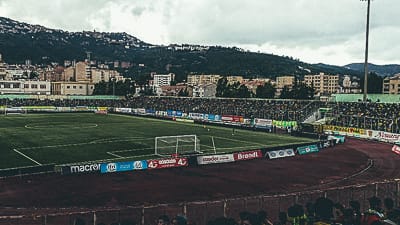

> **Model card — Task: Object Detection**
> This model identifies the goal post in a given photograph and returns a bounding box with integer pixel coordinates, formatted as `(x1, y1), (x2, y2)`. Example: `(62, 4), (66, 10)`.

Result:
(155, 134), (201, 157)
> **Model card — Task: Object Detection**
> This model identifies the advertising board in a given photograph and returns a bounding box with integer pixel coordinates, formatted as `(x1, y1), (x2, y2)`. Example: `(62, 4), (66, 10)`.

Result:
(233, 150), (263, 161)
(61, 163), (101, 174)
(100, 160), (148, 173)
(297, 145), (319, 155)
(392, 145), (400, 155)
(267, 149), (295, 159)
(197, 154), (235, 165)
(147, 158), (188, 169)
(254, 118), (273, 127)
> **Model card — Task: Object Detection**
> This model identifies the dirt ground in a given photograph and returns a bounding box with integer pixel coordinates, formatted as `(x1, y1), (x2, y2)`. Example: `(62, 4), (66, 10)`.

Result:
(0, 138), (399, 218)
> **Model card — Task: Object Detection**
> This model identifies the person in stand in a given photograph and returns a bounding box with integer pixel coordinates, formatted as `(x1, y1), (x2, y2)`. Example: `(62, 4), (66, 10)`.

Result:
(360, 196), (384, 225)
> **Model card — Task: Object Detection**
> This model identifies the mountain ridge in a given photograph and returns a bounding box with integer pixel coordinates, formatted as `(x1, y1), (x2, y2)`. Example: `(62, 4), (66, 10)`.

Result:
(344, 63), (400, 77)
(0, 16), (363, 81)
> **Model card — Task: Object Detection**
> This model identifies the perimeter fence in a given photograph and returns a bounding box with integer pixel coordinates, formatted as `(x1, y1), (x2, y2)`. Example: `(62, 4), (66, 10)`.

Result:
(2, 179), (400, 225)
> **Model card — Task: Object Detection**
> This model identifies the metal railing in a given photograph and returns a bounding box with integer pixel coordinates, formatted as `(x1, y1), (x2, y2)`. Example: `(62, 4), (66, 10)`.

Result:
(2, 179), (400, 225)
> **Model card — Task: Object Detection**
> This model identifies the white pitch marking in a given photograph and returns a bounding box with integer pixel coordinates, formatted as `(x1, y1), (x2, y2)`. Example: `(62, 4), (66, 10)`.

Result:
(13, 149), (42, 165)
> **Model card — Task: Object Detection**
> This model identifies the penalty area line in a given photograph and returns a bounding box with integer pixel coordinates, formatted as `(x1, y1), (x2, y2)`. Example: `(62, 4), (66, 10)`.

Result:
(107, 152), (123, 158)
(13, 149), (42, 166)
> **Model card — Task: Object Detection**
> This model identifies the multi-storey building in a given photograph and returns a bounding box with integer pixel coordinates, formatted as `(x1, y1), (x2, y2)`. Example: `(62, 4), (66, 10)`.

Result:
(0, 54), (7, 80)
(149, 73), (175, 95)
(276, 76), (295, 89)
(51, 81), (94, 95)
(226, 76), (243, 84)
(383, 73), (400, 94)
(304, 72), (339, 95)
(152, 73), (174, 87)
(187, 74), (222, 86)
(192, 84), (217, 98)
(0, 80), (51, 95)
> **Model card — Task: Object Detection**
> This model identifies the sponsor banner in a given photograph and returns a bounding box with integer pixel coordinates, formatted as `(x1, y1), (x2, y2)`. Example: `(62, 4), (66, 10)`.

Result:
(323, 125), (366, 136)
(335, 135), (345, 143)
(156, 111), (168, 117)
(145, 109), (156, 115)
(367, 130), (400, 143)
(222, 115), (244, 123)
(133, 160), (148, 170)
(254, 118), (273, 127)
(56, 107), (72, 112)
(328, 135), (345, 144)
(214, 115), (222, 121)
(243, 119), (252, 125)
(321, 140), (332, 148)
(95, 107), (108, 114)
(207, 114), (215, 121)
(167, 110), (182, 117)
(147, 158), (188, 169)
(222, 115), (233, 122)
(267, 149), (295, 159)
(297, 144), (319, 155)
(137, 108), (146, 114)
(392, 145), (400, 155)
(72, 106), (89, 111)
(273, 120), (297, 128)
(95, 111), (108, 115)
(175, 118), (194, 123)
(61, 163), (101, 174)
(233, 150), (263, 161)
(115, 108), (132, 113)
(100, 160), (148, 173)
(197, 154), (235, 165)
(232, 116), (244, 123)
(189, 112), (204, 120)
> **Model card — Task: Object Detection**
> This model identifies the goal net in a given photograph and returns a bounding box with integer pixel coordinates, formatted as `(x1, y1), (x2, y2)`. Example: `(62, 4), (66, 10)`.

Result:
(155, 135), (201, 157)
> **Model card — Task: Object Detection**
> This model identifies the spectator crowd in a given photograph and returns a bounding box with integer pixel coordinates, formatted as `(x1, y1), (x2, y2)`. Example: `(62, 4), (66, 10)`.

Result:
(70, 196), (400, 225)
(327, 102), (400, 134)
(1, 96), (400, 133)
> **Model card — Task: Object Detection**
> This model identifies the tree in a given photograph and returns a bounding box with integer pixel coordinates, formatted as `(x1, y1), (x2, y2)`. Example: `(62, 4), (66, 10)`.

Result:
(279, 86), (291, 99)
(178, 88), (189, 96)
(29, 71), (39, 79)
(255, 82), (276, 98)
(359, 72), (383, 94)
(93, 81), (107, 95)
(216, 77), (228, 97)
(93, 79), (135, 96)
(237, 84), (251, 98)
(290, 83), (314, 99)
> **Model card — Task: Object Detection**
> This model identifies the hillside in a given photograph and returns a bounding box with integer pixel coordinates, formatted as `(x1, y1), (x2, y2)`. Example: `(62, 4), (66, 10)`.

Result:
(344, 63), (400, 77)
(0, 16), (362, 81)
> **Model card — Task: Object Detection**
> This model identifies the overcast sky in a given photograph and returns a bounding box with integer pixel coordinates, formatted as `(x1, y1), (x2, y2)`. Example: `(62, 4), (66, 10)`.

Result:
(0, 0), (399, 66)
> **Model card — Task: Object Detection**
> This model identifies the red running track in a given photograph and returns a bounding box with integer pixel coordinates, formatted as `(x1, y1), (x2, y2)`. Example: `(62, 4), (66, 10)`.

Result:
(0, 138), (399, 214)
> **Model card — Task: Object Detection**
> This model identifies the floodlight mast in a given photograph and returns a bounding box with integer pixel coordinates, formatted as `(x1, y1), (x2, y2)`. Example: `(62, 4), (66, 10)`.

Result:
(361, 0), (371, 102)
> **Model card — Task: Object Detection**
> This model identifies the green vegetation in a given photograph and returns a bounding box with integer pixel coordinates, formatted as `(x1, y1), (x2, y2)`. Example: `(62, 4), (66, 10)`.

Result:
(0, 17), (363, 82)
(0, 113), (315, 169)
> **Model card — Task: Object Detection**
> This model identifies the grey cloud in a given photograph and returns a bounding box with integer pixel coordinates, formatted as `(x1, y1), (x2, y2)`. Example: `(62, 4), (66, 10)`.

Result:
(0, 0), (398, 64)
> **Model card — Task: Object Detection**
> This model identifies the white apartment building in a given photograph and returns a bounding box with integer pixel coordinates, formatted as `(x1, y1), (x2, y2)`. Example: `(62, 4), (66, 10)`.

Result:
(152, 73), (175, 87)
(0, 80), (51, 95)
(192, 84), (217, 98)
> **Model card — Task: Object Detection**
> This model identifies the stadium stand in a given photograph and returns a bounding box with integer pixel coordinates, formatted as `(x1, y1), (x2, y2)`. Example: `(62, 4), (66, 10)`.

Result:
(1, 96), (400, 133)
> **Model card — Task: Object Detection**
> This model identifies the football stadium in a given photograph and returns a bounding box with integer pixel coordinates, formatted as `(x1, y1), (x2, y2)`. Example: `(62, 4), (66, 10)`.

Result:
(1, 96), (400, 225)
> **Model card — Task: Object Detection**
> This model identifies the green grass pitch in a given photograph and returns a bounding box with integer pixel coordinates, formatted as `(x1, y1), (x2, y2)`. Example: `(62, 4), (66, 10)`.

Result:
(0, 113), (315, 169)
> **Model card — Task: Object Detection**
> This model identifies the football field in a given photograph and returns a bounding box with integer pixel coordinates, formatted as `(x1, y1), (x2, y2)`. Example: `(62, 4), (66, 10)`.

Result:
(0, 113), (315, 169)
